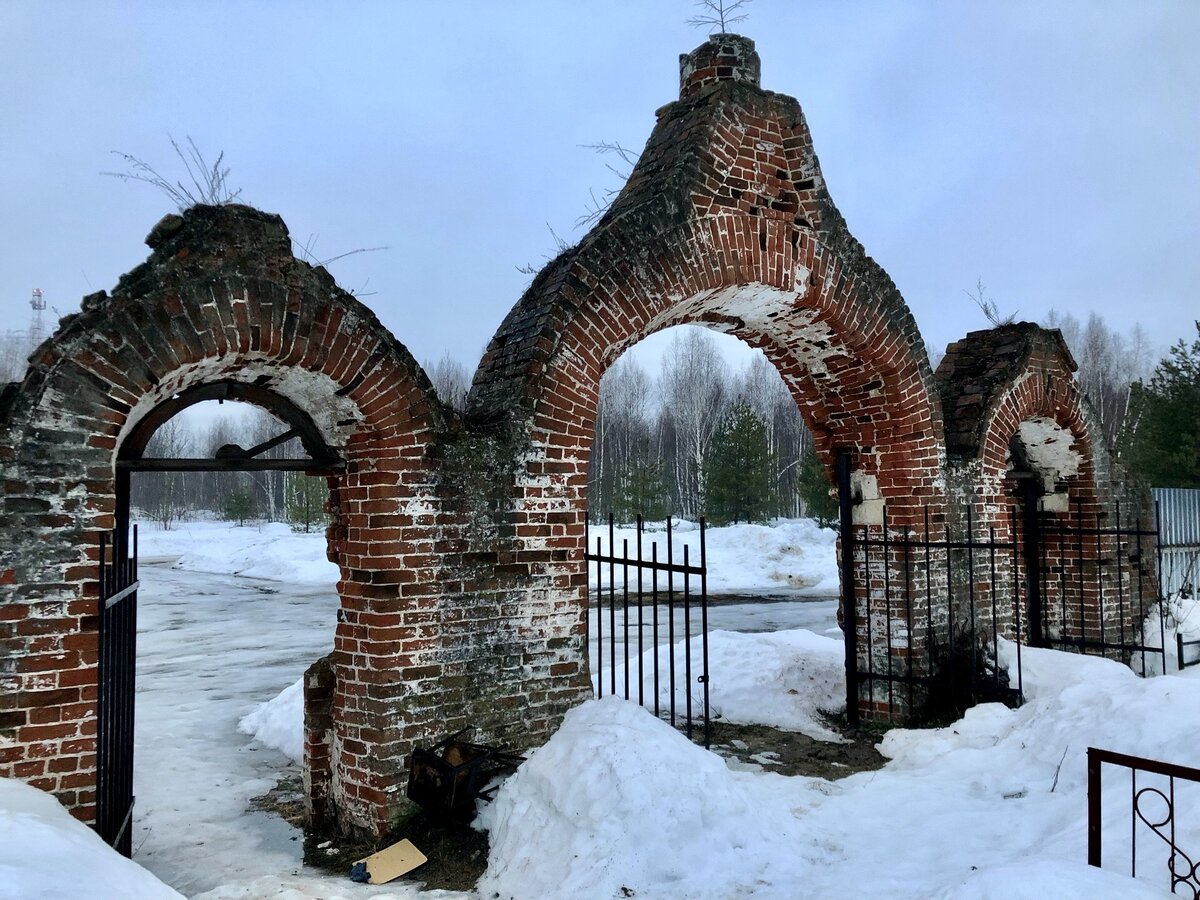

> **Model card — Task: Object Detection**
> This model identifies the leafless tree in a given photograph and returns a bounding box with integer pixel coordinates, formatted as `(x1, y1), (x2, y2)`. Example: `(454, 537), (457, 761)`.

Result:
(428, 351), (471, 411)
(661, 328), (729, 517)
(687, 0), (751, 33)
(103, 135), (242, 210)
(576, 141), (641, 229)
(137, 418), (192, 530)
(0, 330), (33, 383)
(734, 355), (812, 516)
(1045, 309), (1154, 447)
(965, 279), (1016, 327)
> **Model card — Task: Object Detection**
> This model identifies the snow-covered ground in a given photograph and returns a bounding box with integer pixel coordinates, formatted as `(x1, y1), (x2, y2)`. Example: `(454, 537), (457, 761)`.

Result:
(3, 519), (1198, 899)
(586, 517), (839, 597)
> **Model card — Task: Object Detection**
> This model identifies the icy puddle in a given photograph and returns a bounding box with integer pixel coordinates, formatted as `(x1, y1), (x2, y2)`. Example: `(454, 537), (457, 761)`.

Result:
(133, 562), (337, 895)
(130, 558), (839, 895)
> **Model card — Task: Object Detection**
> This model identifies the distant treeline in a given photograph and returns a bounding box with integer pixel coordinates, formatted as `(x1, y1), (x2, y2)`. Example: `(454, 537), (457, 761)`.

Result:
(4, 308), (1192, 528)
(128, 410), (328, 532)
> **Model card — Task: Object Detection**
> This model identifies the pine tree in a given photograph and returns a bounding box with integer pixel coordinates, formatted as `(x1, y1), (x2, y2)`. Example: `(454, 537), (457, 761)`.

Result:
(286, 474), (329, 533)
(618, 440), (668, 521)
(797, 447), (837, 528)
(223, 488), (255, 526)
(705, 400), (773, 525)
(1120, 322), (1200, 488)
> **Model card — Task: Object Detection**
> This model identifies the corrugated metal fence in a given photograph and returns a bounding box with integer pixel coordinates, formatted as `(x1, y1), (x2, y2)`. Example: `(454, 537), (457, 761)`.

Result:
(1153, 487), (1200, 597)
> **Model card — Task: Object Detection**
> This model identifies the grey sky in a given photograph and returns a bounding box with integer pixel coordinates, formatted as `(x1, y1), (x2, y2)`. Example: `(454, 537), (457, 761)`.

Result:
(2, 1), (1196, 382)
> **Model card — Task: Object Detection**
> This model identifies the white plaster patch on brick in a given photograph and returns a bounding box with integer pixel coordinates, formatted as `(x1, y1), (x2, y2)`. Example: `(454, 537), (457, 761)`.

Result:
(1017, 416), (1082, 490)
(400, 496), (435, 519)
(265, 367), (361, 444)
(114, 358), (362, 457)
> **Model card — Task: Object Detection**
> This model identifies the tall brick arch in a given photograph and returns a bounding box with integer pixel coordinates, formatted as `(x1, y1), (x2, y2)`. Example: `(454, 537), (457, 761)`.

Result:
(471, 36), (945, 509)
(0, 34), (1150, 845)
(467, 36), (949, 713)
(937, 323), (1142, 649)
(0, 205), (446, 836)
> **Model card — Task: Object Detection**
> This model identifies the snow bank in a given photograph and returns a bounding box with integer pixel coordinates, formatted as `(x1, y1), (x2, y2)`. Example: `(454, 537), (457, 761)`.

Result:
(193, 874), (469, 900)
(599, 628), (846, 741)
(138, 521), (339, 585)
(139, 517), (839, 596)
(588, 518), (839, 596)
(0, 777), (182, 899)
(929, 859), (1168, 899)
(1133, 591), (1200, 678)
(482, 645), (1200, 899)
(238, 676), (304, 762)
(476, 697), (816, 900)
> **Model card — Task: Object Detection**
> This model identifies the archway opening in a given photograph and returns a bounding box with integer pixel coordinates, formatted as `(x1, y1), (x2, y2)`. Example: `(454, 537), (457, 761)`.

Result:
(582, 322), (876, 777)
(108, 381), (344, 892)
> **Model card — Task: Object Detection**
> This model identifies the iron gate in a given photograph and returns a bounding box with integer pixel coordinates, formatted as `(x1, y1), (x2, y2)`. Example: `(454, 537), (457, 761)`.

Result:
(837, 450), (1168, 724)
(97, 527), (138, 857)
(586, 515), (710, 747)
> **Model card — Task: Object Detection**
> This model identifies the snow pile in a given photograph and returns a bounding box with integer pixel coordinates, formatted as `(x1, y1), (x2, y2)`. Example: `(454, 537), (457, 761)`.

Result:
(138, 521), (338, 585)
(599, 628), (846, 742)
(1133, 591), (1200, 677)
(238, 676), (304, 762)
(476, 697), (815, 900)
(139, 517), (840, 597)
(194, 874), (469, 900)
(588, 518), (838, 596)
(0, 776), (183, 899)
(481, 646), (1200, 899)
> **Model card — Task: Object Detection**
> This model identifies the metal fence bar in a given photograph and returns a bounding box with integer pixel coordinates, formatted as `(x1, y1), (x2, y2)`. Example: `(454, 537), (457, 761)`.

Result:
(622, 537), (630, 700)
(1087, 746), (1200, 896)
(700, 518), (710, 750)
(683, 544), (693, 741)
(595, 532), (603, 699)
(666, 518), (676, 728)
(585, 515), (709, 744)
(96, 525), (138, 857)
(636, 517), (644, 706)
(608, 515), (617, 698)
(903, 525), (914, 714)
(882, 507), (894, 718)
(652, 542), (660, 717)
(835, 452), (859, 726)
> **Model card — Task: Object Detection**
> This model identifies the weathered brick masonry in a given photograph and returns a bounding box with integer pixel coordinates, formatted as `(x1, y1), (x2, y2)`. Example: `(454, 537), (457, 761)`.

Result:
(0, 35), (1145, 836)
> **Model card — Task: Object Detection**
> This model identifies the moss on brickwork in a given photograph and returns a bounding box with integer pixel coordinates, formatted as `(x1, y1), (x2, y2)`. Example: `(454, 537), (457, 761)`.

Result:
(0, 33), (1147, 842)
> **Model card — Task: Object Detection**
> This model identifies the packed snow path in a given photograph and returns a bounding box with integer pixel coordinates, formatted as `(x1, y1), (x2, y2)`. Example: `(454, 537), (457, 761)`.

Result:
(131, 548), (840, 895)
(133, 563), (337, 895)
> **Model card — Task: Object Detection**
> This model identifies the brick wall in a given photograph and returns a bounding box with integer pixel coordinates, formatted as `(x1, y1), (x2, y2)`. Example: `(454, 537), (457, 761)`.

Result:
(0, 35), (1140, 840)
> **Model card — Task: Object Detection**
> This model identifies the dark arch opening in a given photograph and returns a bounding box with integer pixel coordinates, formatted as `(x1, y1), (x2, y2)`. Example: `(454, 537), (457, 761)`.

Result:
(114, 379), (344, 561)
(118, 380), (342, 467)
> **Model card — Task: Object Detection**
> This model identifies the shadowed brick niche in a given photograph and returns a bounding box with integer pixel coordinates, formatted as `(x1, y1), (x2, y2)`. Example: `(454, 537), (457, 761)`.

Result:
(0, 35), (1141, 839)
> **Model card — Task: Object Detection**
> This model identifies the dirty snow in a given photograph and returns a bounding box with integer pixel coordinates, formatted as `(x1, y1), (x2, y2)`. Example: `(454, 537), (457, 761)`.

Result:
(587, 518), (839, 596)
(2, 518), (1195, 899)
(0, 776), (183, 899)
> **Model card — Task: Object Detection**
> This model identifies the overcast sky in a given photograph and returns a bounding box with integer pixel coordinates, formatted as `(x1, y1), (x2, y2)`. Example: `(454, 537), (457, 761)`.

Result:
(2, 1), (1197, 383)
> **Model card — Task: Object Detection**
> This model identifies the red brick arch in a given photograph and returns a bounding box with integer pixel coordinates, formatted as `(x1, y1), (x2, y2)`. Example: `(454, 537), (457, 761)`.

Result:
(939, 324), (1101, 520)
(1, 34), (1148, 846)
(472, 35), (945, 509)
(979, 367), (1095, 494)
(467, 35), (947, 725)
(0, 205), (444, 837)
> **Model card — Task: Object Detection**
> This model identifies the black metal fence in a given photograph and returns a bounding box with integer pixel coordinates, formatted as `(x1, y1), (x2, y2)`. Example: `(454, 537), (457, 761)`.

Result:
(843, 503), (1025, 723)
(1180, 634), (1200, 671)
(97, 527), (138, 857)
(585, 515), (710, 748)
(1088, 747), (1200, 897)
(1028, 500), (1165, 675)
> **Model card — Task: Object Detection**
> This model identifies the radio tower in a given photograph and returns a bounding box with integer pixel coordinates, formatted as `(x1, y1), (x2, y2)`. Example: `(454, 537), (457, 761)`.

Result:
(29, 288), (46, 345)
